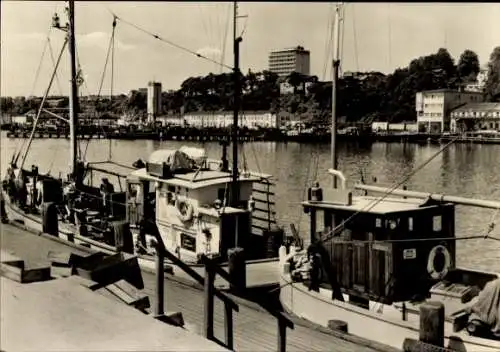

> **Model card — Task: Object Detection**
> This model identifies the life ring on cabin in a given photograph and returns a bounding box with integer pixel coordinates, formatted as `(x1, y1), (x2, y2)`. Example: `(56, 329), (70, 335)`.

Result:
(427, 245), (451, 280)
(175, 198), (194, 222)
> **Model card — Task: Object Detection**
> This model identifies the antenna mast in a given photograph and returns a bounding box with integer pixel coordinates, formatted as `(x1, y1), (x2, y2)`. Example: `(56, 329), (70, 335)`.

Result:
(68, 0), (79, 178)
(331, 4), (341, 188)
(231, 1), (242, 207)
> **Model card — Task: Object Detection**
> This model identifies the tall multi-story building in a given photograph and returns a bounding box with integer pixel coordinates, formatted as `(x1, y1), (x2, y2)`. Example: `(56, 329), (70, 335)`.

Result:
(268, 46), (310, 77)
(147, 81), (162, 123)
(415, 89), (484, 133)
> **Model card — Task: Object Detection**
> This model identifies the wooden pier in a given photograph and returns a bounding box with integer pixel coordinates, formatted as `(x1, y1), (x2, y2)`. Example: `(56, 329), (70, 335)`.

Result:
(1, 223), (397, 352)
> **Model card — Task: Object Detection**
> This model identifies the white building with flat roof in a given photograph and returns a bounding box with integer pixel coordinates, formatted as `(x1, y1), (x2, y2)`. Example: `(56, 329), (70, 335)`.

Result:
(268, 46), (310, 77)
(184, 111), (280, 129)
(450, 103), (500, 133)
(464, 66), (488, 93)
(415, 89), (484, 133)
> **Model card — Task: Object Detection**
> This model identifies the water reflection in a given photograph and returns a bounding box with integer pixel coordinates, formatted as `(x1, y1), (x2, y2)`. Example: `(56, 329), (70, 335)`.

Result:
(1, 132), (499, 271)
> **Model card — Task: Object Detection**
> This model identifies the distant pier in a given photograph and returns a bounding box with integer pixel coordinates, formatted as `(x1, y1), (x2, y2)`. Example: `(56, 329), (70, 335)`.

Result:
(5, 126), (500, 144)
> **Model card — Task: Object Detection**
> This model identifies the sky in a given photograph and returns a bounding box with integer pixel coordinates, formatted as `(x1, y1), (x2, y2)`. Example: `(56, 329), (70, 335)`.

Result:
(1, 1), (499, 97)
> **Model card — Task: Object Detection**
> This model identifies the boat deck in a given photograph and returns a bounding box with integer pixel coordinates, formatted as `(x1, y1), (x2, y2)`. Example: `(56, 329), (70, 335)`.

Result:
(1, 223), (394, 352)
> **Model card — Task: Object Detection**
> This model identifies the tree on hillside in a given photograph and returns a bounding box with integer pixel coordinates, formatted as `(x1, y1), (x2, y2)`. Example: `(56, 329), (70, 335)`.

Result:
(457, 49), (480, 81)
(286, 71), (304, 94)
(126, 90), (147, 112)
(0, 97), (14, 113)
(434, 48), (456, 78)
(485, 46), (500, 102)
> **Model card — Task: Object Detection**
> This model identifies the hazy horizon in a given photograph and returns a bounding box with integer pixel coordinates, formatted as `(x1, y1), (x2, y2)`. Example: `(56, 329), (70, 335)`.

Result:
(2, 1), (499, 97)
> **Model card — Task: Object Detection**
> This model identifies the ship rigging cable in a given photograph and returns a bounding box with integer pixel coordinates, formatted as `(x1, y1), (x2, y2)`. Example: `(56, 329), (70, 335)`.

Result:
(317, 134), (500, 246)
(17, 20), (58, 164)
(351, 3), (359, 72)
(60, 185), (500, 247)
(82, 16), (117, 161)
(47, 38), (63, 96)
(107, 9), (233, 71)
(321, 3), (333, 81)
(18, 38), (69, 170)
(220, 4), (231, 73)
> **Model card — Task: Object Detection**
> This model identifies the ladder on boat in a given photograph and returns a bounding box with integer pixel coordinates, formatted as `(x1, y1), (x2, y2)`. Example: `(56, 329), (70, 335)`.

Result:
(247, 171), (277, 237)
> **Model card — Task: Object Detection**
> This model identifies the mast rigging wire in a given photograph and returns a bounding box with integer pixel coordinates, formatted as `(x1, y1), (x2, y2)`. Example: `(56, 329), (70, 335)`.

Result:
(351, 3), (359, 72)
(83, 16), (117, 161)
(29, 38), (50, 98)
(321, 3), (333, 81)
(47, 38), (63, 96)
(220, 4), (231, 73)
(317, 135), (488, 246)
(18, 38), (69, 169)
(107, 9), (233, 71)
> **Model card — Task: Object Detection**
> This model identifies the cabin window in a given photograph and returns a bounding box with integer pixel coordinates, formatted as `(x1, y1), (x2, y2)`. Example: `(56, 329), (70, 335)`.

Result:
(408, 217), (414, 231)
(375, 218), (382, 228)
(315, 209), (325, 237)
(180, 233), (196, 252)
(433, 215), (442, 232)
(323, 211), (334, 235)
(167, 192), (175, 205)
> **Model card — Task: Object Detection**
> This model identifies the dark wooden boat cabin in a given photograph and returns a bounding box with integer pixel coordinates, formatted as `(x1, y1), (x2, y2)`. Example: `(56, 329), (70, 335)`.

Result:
(303, 186), (456, 306)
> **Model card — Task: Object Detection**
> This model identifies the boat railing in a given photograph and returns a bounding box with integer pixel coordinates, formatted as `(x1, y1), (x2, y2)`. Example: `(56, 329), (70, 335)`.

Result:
(199, 254), (294, 352)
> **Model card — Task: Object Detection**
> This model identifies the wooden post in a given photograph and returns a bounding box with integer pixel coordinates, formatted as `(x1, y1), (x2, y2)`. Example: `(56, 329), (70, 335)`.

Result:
(277, 317), (287, 352)
(155, 248), (165, 317)
(204, 264), (215, 341)
(419, 301), (445, 347)
(224, 302), (234, 350)
(42, 202), (59, 236)
(228, 247), (246, 293)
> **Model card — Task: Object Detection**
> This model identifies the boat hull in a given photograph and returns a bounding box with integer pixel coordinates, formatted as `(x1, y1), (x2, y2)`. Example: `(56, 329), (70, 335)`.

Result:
(279, 270), (500, 351)
(2, 194), (280, 289)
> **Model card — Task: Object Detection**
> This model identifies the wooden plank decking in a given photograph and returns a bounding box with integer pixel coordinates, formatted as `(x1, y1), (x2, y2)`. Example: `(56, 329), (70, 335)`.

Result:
(0, 223), (396, 352)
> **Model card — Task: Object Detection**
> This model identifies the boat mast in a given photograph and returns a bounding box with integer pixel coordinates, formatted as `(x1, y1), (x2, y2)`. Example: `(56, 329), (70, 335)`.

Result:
(331, 4), (341, 188)
(231, 1), (242, 207)
(68, 0), (79, 179)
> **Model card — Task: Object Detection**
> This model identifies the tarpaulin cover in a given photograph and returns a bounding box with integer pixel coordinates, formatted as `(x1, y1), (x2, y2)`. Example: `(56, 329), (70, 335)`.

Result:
(148, 147), (206, 173)
(466, 278), (500, 335)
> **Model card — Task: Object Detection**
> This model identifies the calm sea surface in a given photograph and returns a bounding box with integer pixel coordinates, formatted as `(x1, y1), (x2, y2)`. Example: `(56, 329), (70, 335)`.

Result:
(1, 132), (499, 272)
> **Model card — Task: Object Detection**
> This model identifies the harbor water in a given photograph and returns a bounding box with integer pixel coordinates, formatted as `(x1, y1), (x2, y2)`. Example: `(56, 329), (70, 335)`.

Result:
(1, 132), (499, 273)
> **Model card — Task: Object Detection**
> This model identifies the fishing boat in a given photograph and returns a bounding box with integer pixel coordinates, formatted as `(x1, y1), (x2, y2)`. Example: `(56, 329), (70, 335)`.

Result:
(2, 1), (291, 283)
(278, 4), (500, 351)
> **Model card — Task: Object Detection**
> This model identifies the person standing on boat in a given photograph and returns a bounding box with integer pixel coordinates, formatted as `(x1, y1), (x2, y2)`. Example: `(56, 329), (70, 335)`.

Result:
(63, 181), (77, 224)
(100, 178), (114, 216)
(15, 170), (28, 211)
(4, 164), (16, 202)
(0, 188), (8, 224)
(307, 243), (323, 292)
